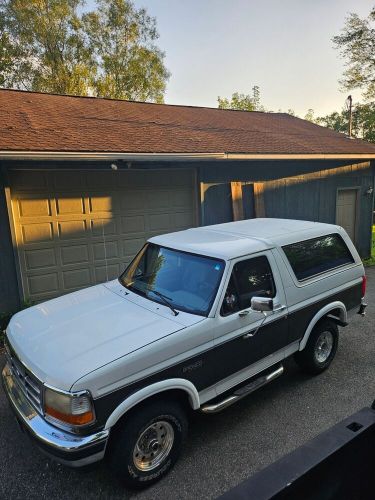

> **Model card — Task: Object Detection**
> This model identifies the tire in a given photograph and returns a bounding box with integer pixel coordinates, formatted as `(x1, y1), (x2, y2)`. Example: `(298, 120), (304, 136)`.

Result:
(108, 399), (188, 489)
(294, 319), (338, 375)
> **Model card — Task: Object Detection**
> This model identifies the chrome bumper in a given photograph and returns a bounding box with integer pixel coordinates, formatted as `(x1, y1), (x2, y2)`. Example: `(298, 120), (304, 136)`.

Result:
(2, 362), (109, 467)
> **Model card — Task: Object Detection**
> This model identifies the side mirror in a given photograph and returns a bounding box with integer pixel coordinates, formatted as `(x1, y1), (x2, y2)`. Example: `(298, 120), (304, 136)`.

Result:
(251, 296), (274, 312)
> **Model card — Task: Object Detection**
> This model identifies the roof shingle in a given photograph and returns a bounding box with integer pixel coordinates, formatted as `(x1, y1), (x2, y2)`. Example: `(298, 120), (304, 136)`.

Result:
(1, 89), (375, 155)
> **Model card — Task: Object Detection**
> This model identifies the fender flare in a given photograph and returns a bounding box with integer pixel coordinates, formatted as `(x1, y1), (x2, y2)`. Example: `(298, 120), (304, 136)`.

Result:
(299, 301), (347, 351)
(104, 378), (200, 430)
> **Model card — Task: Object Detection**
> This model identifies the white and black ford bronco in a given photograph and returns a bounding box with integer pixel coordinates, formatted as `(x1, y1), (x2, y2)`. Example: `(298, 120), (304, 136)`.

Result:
(2, 218), (367, 487)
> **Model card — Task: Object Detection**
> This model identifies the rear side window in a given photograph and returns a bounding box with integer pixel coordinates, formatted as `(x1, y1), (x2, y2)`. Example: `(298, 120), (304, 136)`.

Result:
(282, 233), (354, 281)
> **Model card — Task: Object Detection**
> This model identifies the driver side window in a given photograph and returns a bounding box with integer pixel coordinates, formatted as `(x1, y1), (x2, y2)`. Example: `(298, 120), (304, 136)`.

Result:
(221, 255), (276, 316)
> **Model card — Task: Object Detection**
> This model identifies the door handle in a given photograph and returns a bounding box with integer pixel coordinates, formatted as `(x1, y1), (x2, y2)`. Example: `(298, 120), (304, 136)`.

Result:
(243, 331), (255, 339)
(239, 310), (250, 317)
(273, 305), (287, 312)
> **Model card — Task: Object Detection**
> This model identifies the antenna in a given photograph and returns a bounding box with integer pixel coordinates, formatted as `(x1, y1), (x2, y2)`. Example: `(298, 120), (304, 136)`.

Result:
(101, 219), (109, 283)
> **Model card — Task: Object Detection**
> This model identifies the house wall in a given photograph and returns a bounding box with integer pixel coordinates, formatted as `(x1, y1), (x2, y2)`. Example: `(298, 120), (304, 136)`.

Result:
(199, 160), (375, 258)
(0, 159), (373, 312)
(0, 170), (20, 312)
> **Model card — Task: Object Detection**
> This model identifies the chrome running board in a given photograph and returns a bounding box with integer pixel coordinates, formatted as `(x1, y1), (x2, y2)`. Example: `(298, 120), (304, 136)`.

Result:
(200, 364), (284, 414)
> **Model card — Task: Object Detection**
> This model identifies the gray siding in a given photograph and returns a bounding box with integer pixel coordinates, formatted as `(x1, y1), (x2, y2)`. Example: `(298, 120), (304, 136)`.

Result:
(199, 160), (374, 258)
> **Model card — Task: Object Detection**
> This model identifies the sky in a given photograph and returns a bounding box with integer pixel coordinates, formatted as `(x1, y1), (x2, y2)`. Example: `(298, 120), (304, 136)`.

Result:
(85, 0), (374, 117)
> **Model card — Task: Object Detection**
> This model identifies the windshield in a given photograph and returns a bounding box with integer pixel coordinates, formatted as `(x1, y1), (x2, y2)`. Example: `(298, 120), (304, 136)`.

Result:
(119, 243), (225, 316)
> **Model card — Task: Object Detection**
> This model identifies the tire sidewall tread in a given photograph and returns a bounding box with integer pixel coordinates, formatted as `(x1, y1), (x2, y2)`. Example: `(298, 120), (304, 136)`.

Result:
(108, 399), (187, 489)
(295, 319), (339, 375)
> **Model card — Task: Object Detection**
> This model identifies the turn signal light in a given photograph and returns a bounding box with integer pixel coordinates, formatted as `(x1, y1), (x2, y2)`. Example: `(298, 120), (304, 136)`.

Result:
(45, 405), (95, 426)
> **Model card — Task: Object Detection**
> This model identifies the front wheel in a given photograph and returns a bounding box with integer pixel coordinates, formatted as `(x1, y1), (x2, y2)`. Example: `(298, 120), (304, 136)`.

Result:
(108, 399), (188, 489)
(294, 320), (338, 375)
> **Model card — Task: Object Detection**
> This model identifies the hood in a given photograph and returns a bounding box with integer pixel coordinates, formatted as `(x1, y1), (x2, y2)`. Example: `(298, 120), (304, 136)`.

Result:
(7, 282), (199, 390)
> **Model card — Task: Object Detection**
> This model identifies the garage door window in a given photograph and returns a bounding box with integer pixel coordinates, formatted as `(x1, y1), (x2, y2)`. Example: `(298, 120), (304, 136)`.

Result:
(283, 233), (354, 281)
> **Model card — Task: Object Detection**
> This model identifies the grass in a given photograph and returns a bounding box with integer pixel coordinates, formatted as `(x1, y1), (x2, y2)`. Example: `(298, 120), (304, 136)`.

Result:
(363, 225), (375, 267)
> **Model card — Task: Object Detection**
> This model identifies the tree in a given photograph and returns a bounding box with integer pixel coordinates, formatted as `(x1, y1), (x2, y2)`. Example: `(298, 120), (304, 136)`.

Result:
(316, 102), (375, 143)
(83, 0), (170, 102)
(333, 7), (375, 99)
(217, 85), (264, 111)
(0, 0), (170, 102)
(304, 108), (316, 122)
(0, 0), (94, 95)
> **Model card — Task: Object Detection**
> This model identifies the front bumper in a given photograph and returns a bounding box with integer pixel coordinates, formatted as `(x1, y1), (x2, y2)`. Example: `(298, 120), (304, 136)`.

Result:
(1, 362), (109, 467)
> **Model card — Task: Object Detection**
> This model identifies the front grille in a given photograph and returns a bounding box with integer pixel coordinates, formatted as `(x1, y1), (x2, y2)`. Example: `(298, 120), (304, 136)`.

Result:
(4, 340), (43, 414)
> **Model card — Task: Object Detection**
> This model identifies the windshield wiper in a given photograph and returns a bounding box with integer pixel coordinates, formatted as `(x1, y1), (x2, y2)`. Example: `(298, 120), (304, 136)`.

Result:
(148, 289), (179, 316)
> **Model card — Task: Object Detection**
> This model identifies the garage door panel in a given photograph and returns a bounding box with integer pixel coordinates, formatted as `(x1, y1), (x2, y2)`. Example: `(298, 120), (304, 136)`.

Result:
(9, 171), (48, 190)
(121, 215), (145, 233)
(89, 196), (114, 213)
(22, 222), (54, 243)
(120, 191), (146, 211)
(91, 218), (118, 236)
(122, 238), (145, 259)
(18, 198), (52, 217)
(146, 191), (170, 209)
(95, 264), (121, 283)
(52, 172), (84, 190)
(169, 189), (193, 208)
(11, 169), (196, 302)
(93, 241), (119, 260)
(148, 213), (174, 231)
(28, 273), (59, 295)
(87, 171), (119, 188)
(63, 268), (91, 290)
(58, 220), (87, 239)
(173, 211), (195, 228)
(56, 197), (85, 215)
(61, 245), (90, 265)
(25, 248), (57, 270)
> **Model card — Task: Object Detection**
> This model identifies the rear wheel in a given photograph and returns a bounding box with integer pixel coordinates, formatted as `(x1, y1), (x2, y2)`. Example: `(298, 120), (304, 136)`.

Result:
(294, 320), (338, 375)
(108, 399), (188, 489)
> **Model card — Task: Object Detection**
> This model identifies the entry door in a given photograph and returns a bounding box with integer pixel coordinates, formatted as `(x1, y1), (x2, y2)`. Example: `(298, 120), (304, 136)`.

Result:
(336, 189), (358, 243)
(212, 252), (288, 384)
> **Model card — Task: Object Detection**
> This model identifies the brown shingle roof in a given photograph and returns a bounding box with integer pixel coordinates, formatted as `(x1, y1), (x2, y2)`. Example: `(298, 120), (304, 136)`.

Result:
(2, 89), (375, 155)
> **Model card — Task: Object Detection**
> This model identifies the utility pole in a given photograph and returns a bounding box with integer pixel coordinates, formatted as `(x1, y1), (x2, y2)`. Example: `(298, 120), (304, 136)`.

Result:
(347, 95), (353, 137)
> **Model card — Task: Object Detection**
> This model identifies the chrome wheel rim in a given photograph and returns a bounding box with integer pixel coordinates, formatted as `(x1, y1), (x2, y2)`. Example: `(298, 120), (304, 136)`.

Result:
(133, 421), (174, 472)
(314, 331), (334, 363)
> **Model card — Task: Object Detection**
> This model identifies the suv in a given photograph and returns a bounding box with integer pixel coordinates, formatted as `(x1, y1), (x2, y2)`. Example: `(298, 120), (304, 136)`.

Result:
(2, 218), (367, 488)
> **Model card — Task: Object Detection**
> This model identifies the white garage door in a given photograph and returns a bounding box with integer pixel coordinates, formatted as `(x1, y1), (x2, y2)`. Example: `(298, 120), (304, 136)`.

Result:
(10, 168), (197, 303)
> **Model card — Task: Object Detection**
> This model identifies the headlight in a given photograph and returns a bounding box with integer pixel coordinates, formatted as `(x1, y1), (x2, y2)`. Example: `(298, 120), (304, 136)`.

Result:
(44, 387), (95, 427)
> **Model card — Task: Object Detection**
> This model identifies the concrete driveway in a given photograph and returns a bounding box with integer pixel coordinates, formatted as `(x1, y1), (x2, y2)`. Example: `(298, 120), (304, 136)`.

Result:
(1, 268), (374, 500)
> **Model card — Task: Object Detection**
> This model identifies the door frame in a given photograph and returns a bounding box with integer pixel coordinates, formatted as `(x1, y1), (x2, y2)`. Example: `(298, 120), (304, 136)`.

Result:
(335, 186), (361, 245)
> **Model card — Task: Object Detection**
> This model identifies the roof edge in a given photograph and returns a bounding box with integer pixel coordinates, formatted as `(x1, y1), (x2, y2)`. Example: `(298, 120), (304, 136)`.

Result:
(1, 151), (375, 161)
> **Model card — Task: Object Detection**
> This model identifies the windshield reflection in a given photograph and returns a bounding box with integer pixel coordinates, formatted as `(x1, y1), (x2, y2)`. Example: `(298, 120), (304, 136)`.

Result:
(119, 244), (225, 316)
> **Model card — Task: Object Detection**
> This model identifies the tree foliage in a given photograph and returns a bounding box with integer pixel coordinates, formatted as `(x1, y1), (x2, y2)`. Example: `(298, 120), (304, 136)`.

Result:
(0, 0), (169, 101)
(316, 102), (375, 143)
(0, 0), (93, 94)
(217, 86), (264, 111)
(333, 7), (375, 99)
(83, 0), (169, 102)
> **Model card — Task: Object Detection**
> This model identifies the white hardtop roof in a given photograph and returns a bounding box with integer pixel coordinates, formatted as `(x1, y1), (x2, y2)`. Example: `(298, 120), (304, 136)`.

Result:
(149, 218), (342, 261)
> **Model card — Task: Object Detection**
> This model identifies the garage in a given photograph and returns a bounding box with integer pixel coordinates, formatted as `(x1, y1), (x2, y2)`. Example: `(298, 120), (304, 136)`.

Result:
(1, 89), (375, 312)
(9, 168), (197, 303)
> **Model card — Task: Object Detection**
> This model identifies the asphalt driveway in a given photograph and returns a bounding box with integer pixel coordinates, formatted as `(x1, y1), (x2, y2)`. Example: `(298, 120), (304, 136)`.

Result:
(1, 268), (374, 500)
